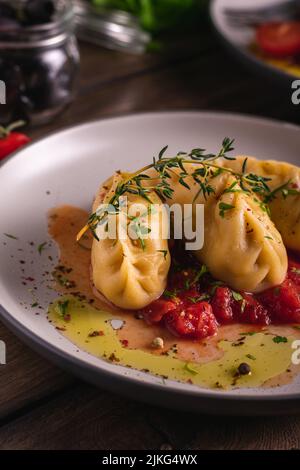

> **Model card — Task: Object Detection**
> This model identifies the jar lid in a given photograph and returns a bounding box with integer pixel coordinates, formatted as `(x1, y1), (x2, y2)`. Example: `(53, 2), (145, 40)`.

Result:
(0, 0), (75, 49)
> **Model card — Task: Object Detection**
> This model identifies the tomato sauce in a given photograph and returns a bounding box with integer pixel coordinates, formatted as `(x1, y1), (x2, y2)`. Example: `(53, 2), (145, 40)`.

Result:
(141, 245), (300, 340)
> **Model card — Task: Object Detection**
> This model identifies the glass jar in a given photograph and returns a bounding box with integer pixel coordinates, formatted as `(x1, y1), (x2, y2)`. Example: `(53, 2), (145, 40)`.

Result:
(0, 1), (80, 126)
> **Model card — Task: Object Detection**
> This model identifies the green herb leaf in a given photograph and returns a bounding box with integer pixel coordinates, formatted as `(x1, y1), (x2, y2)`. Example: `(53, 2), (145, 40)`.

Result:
(242, 157), (248, 174)
(232, 291), (243, 302)
(163, 290), (178, 300)
(192, 264), (208, 285)
(187, 294), (210, 303)
(4, 233), (18, 240)
(272, 335), (288, 344)
(158, 145), (168, 159)
(219, 202), (235, 218)
(157, 249), (168, 260)
(55, 299), (69, 319)
(246, 354), (256, 360)
(38, 242), (47, 255)
(183, 363), (198, 375)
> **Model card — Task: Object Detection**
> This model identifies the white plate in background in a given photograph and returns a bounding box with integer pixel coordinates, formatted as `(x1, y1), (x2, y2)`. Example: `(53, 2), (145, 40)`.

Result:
(211, 0), (300, 82)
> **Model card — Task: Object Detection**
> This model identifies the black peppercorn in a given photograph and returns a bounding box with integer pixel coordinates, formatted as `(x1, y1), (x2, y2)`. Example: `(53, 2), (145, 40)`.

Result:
(238, 362), (251, 376)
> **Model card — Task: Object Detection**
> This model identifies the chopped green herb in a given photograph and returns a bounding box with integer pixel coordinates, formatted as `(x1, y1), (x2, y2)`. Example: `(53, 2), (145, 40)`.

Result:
(163, 290), (178, 300)
(187, 294), (210, 304)
(246, 354), (256, 361)
(219, 202), (235, 218)
(192, 264), (208, 285)
(38, 242), (47, 255)
(291, 267), (300, 275)
(223, 181), (243, 194)
(240, 331), (256, 336)
(31, 302), (38, 308)
(157, 249), (168, 260)
(241, 299), (246, 313)
(55, 299), (70, 320)
(242, 157), (248, 174)
(4, 233), (18, 240)
(272, 335), (288, 344)
(183, 363), (198, 375)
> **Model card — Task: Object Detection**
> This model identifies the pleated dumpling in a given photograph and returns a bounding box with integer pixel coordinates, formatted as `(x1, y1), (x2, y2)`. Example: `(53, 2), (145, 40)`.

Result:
(146, 166), (287, 293)
(217, 156), (300, 252)
(197, 175), (288, 293)
(91, 174), (171, 310)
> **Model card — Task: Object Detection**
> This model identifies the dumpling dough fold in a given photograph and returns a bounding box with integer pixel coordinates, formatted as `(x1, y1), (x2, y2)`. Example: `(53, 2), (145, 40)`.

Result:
(199, 175), (287, 292)
(91, 174), (171, 309)
(216, 156), (300, 252)
(146, 165), (288, 293)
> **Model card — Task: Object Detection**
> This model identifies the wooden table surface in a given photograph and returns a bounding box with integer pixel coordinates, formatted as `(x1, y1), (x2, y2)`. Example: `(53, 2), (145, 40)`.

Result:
(1, 22), (300, 451)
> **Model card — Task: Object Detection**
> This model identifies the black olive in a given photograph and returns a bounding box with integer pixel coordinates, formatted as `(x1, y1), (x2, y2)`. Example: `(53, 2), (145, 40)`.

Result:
(237, 362), (251, 376)
(0, 4), (16, 20)
(24, 0), (56, 25)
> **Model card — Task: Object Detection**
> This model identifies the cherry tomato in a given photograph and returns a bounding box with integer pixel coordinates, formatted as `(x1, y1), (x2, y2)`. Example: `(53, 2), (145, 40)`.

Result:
(0, 121), (30, 160)
(256, 21), (300, 58)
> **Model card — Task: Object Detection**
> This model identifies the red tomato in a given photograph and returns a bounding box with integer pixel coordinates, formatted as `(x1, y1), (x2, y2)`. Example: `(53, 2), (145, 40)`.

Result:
(256, 21), (300, 58)
(0, 121), (30, 160)
(211, 287), (233, 323)
(211, 287), (270, 325)
(232, 293), (270, 325)
(164, 302), (218, 340)
(0, 132), (30, 160)
(259, 279), (300, 323)
(142, 298), (178, 324)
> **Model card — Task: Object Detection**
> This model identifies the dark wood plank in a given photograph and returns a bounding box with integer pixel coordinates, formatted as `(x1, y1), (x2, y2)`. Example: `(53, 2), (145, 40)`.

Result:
(1, 384), (300, 450)
(0, 321), (73, 420)
(78, 26), (218, 91)
(0, 385), (165, 450)
(30, 47), (300, 144)
(145, 408), (300, 450)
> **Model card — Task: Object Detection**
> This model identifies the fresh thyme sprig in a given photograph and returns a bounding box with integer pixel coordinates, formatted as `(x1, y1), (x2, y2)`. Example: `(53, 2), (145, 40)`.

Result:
(77, 138), (299, 242)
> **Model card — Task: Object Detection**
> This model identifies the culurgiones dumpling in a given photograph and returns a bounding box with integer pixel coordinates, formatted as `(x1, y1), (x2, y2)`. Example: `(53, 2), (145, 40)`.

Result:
(91, 173), (171, 310)
(215, 156), (300, 252)
(146, 165), (288, 293)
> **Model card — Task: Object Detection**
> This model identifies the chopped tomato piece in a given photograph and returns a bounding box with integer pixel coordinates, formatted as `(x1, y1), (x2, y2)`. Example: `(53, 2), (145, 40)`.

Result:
(141, 251), (300, 340)
(164, 302), (217, 339)
(232, 293), (270, 325)
(259, 279), (300, 323)
(142, 299), (177, 324)
(256, 21), (300, 58)
(211, 287), (270, 325)
(211, 287), (233, 323)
